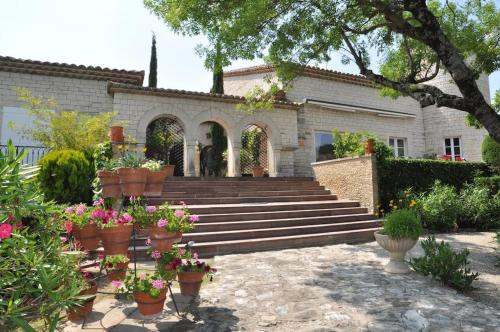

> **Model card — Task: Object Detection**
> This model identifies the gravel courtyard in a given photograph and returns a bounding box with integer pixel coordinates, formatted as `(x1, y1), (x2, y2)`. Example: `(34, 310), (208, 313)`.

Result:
(64, 232), (499, 332)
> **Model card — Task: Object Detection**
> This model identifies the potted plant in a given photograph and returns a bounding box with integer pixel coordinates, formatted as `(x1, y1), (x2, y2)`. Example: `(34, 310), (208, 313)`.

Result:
(155, 246), (181, 281)
(143, 159), (169, 196)
(126, 197), (157, 237)
(94, 209), (134, 256)
(102, 255), (129, 282)
(116, 152), (148, 197)
(64, 203), (100, 251)
(174, 249), (216, 297)
(109, 124), (124, 143)
(364, 138), (376, 155)
(96, 159), (122, 198)
(114, 272), (168, 316)
(66, 271), (98, 322)
(149, 204), (197, 252)
(375, 208), (422, 274)
(245, 128), (264, 177)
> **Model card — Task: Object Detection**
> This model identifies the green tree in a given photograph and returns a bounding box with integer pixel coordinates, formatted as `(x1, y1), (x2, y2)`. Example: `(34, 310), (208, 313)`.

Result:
(148, 32), (158, 88)
(144, 0), (500, 142)
(210, 41), (224, 94)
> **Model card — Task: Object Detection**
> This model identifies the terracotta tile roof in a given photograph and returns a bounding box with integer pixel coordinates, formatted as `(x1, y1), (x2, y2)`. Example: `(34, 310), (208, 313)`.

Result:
(107, 82), (301, 110)
(0, 56), (144, 85)
(224, 64), (373, 87)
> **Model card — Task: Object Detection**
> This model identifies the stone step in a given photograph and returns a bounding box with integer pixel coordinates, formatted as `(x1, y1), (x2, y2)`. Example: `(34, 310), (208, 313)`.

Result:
(163, 183), (322, 190)
(166, 176), (314, 182)
(161, 185), (326, 192)
(147, 194), (337, 205)
(161, 189), (331, 198)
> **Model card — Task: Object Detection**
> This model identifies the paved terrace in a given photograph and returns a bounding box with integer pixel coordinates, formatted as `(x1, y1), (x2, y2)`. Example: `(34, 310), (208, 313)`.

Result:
(64, 232), (499, 332)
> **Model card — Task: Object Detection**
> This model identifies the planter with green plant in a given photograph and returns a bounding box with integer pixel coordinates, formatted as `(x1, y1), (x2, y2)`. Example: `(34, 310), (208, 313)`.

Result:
(108, 124), (124, 143)
(126, 198), (158, 237)
(375, 208), (422, 273)
(172, 249), (216, 297)
(64, 204), (100, 251)
(143, 159), (169, 195)
(97, 159), (121, 198)
(116, 151), (148, 197)
(102, 255), (129, 282)
(149, 205), (197, 252)
(93, 206), (134, 256)
(66, 271), (98, 322)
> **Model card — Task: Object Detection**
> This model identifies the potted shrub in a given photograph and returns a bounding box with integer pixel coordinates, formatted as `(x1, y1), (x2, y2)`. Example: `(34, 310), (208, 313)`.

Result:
(64, 203), (100, 251)
(96, 159), (122, 198)
(114, 272), (168, 316)
(94, 209), (134, 256)
(364, 138), (376, 154)
(66, 271), (98, 322)
(116, 152), (148, 197)
(375, 208), (422, 274)
(143, 159), (169, 196)
(244, 128), (264, 177)
(150, 205), (197, 252)
(102, 255), (129, 282)
(174, 249), (216, 297)
(108, 124), (124, 143)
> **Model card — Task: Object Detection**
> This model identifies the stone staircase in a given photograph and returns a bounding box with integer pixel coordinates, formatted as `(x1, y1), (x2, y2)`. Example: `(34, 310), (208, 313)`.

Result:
(128, 177), (380, 259)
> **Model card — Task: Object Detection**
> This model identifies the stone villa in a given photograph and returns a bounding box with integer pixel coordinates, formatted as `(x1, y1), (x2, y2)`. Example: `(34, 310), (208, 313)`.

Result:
(0, 55), (489, 177)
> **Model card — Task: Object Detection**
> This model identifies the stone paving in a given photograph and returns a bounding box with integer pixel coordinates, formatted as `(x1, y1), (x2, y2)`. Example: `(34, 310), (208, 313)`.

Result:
(63, 232), (499, 332)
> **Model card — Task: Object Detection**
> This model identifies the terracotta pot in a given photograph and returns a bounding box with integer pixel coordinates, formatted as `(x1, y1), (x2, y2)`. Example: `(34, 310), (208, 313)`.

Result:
(150, 227), (182, 253)
(106, 261), (129, 282)
(99, 224), (133, 256)
(374, 231), (418, 274)
(134, 225), (152, 238)
(252, 166), (265, 177)
(177, 271), (205, 297)
(364, 138), (376, 155)
(117, 168), (148, 197)
(97, 170), (122, 198)
(73, 224), (100, 251)
(134, 290), (167, 316)
(108, 126), (124, 143)
(67, 282), (98, 322)
(145, 169), (169, 196)
(163, 165), (175, 177)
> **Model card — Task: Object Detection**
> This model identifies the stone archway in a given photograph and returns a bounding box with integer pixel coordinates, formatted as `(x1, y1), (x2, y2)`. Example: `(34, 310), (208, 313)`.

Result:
(240, 124), (269, 176)
(197, 121), (228, 177)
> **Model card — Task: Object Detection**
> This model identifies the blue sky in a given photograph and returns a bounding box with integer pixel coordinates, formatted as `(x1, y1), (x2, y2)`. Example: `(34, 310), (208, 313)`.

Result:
(0, 0), (498, 100)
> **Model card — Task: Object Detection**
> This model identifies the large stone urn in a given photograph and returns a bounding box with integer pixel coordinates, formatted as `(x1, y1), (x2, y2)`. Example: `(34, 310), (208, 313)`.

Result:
(374, 231), (417, 274)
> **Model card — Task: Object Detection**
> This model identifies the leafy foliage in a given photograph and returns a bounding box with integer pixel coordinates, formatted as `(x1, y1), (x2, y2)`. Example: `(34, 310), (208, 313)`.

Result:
(474, 176), (500, 194)
(481, 135), (500, 173)
(458, 183), (500, 230)
(382, 208), (422, 240)
(330, 129), (392, 160)
(241, 128), (263, 167)
(38, 150), (93, 204)
(409, 236), (479, 292)
(417, 181), (461, 231)
(13, 87), (116, 153)
(145, 118), (183, 164)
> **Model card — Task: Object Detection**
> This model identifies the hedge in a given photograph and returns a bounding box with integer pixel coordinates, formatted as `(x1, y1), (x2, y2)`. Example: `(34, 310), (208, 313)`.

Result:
(378, 158), (491, 207)
(474, 176), (500, 194)
(481, 135), (500, 172)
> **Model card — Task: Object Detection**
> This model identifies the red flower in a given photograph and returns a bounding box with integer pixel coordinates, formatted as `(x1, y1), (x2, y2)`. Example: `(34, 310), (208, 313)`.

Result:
(65, 220), (73, 233)
(0, 223), (13, 240)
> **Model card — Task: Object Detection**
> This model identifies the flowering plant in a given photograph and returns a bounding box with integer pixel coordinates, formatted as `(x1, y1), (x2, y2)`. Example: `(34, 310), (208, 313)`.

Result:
(153, 203), (198, 233)
(377, 189), (418, 218)
(113, 272), (167, 298)
(100, 254), (129, 270)
(63, 203), (92, 227)
(78, 271), (97, 290)
(126, 197), (157, 229)
(174, 247), (217, 278)
(142, 159), (164, 171)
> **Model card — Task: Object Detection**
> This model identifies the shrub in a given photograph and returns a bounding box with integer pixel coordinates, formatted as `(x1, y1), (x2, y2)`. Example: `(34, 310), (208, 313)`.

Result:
(382, 208), (422, 240)
(481, 135), (500, 173)
(331, 129), (364, 158)
(378, 158), (490, 208)
(459, 183), (500, 230)
(409, 236), (479, 291)
(474, 176), (500, 194)
(38, 150), (93, 204)
(417, 181), (461, 231)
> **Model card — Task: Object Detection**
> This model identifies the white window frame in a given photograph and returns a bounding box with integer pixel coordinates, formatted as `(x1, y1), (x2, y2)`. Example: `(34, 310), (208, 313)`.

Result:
(443, 137), (462, 160)
(388, 137), (407, 158)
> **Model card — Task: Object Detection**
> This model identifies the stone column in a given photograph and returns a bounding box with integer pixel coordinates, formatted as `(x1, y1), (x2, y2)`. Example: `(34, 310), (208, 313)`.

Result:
(227, 140), (242, 177)
(184, 141), (197, 177)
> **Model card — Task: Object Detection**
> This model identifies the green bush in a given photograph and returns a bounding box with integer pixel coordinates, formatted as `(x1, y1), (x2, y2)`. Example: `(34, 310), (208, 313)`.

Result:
(481, 135), (500, 173)
(459, 183), (500, 230)
(38, 150), (93, 204)
(409, 236), (479, 292)
(382, 208), (422, 240)
(417, 181), (461, 231)
(474, 176), (500, 194)
(378, 158), (490, 208)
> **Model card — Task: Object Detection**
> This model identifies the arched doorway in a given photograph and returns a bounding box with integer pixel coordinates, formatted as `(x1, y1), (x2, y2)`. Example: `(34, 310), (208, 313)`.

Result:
(197, 121), (228, 177)
(145, 116), (185, 176)
(240, 124), (269, 176)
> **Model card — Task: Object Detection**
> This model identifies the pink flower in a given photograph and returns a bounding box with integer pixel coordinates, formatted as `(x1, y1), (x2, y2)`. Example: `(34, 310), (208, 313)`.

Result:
(60, 236), (67, 243)
(145, 238), (151, 246)
(65, 221), (73, 233)
(0, 223), (13, 240)
(151, 279), (165, 289)
(174, 210), (184, 218)
(192, 252), (199, 260)
(111, 280), (123, 288)
(65, 207), (74, 214)
(139, 273), (145, 281)
(91, 208), (105, 220)
(157, 219), (168, 228)
(93, 198), (104, 207)
(145, 206), (157, 214)
(112, 210), (119, 219)
(76, 204), (85, 215)
(120, 213), (133, 224)
(151, 250), (161, 259)
(189, 215), (199, 223)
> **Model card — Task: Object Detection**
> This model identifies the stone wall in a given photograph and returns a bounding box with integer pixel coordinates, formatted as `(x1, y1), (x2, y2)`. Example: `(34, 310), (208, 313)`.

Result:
(311, 155), (378, 213)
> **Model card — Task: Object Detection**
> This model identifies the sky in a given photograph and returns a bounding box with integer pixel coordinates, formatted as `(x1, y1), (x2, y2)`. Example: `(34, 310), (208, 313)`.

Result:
(0, 0), (498, 100)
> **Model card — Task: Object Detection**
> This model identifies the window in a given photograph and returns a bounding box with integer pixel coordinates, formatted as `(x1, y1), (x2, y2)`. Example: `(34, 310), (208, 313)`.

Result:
(315, 132), (334, 161)
(444, 137), (462, 160)
(389, 137), (406, 157)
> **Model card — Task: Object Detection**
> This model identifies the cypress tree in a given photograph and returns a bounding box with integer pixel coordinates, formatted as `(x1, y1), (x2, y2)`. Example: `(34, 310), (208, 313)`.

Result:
(148, 33), (157, 88)
(210, 41), (224, 94)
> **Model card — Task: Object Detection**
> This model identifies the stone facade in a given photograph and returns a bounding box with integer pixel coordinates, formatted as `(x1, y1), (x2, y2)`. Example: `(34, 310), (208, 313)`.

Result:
(311, 155), (379, 213)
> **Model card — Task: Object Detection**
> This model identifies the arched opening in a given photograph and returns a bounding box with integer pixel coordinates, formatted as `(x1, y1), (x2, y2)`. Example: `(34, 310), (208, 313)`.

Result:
(240, 124), (269, 176)
(145, 116), (185, 176)
(197, 121), (228, 177)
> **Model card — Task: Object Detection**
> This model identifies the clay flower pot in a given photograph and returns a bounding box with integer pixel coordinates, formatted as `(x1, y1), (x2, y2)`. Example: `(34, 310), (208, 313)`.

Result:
(108, 126), (124, 143)
(364, 138), (376, 155)
(252, 166), (265, 177)
(134, 225), (152, 238)
(134, 290), (167, 316)
(106, 261), (129, 282)
(163, 165), (175, 177)
(374, 231), (418, 274)
(97, 170), (122, 198)
(177, 271), (205, 297)
(150, 227), (182, 253)
(144, 169), (169, 196)
(117, 168), (148, 197)
(67, 282), (98, 322)
(73, 224), (100, 251)
(99, 224), (133, 256)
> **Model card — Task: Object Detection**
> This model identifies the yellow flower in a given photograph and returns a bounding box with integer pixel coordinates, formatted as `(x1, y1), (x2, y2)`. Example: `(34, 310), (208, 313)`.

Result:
(143, 147), (147, 153)
(409, 199), (417, 208)
(392, 205), (398, 210)
(117, 145), (123, 150)
(124, 145), (129, 150)
(390, 199), (394, 204)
